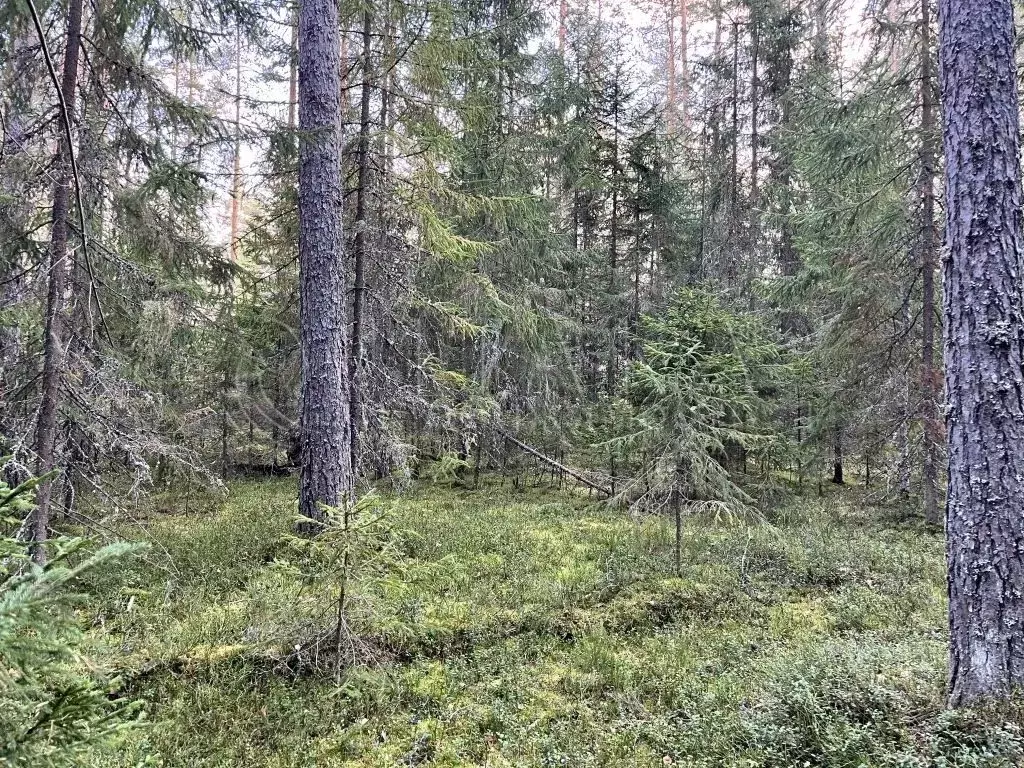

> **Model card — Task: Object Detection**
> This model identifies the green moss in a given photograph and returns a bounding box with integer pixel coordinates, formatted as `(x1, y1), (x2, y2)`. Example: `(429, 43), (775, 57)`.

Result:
(79, 480), (1022, 767)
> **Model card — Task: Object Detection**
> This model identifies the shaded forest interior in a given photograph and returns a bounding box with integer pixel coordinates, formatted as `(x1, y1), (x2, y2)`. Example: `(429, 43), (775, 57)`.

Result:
(5, 0), (1024, 762)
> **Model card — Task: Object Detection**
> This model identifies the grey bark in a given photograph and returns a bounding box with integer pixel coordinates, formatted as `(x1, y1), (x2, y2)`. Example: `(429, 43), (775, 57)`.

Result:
(0, 25), (36, 427)
(349, 7), (372, 476)
(919, 0), (940, 528)
(34, 0), (85, 563)
(938, 0), (1024, 706)
(297, 0), (353, 531)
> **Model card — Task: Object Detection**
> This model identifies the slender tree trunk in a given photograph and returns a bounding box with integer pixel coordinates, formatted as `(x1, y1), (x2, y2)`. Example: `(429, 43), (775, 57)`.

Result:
(340, 29), (349, 118)
(776, 32), (799, 336)
(559, 0), (568, 53)
(288, 5), (298, 130)
(172, 58), (181, 159)
(606, 75), (619, 396)
(750, 20), (759, 210)
(230, 26), (243, 262)
(629, 202), (641, 360)
(896, 417), (912, 496)
(831, 427), (843, 485)
(666, 0), (676, 132)
(220, 364), (231, 480)
(730, 22), (739, 215)
(349, 7), (372, 476)
(939, 0), (1024, 706)
(673, 455), (685, 575)
(813, 0), (828, 63)
(919, 0), (940, 528)
(679, 0), (689, 127)
(298, 0), (353, 531)
(897, 299), (913, 499)
(33, 0), (85, 563)
(712, 0), (722, 60)
(1, 24), (36, 428)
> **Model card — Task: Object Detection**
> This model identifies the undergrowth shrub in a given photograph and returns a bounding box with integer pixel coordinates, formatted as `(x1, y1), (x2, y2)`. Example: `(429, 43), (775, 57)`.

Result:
(1, 475), (143, 767)
(741, 641), (1023, 767)
(905, 708), (1024, 768)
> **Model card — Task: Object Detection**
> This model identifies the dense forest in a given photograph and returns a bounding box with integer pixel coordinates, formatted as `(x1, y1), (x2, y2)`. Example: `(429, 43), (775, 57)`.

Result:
(3, 0), (1024, 763)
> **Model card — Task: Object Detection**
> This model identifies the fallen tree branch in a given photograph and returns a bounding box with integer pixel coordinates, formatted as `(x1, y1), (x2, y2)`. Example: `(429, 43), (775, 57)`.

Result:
(494, 427), (611, 497)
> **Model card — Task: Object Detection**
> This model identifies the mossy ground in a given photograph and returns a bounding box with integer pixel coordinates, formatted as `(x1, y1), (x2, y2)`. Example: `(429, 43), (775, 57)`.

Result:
(79, 479), (1023, 767)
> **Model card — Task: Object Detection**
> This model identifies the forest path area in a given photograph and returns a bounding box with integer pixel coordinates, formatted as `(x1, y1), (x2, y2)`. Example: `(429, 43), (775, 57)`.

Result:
(80, 481), (1020, 767)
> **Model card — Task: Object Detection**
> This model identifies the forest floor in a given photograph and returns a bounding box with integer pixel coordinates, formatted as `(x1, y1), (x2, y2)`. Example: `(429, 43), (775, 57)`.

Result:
(79, 479), (1024, 767)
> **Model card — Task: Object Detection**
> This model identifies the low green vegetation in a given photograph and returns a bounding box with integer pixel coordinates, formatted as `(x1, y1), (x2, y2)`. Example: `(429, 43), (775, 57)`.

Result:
(0, 478), (140, 767)
(75, 480), (1021, 767)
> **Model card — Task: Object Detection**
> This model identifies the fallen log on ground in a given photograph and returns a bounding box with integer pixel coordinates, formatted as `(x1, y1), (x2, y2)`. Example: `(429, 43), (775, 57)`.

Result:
(495, 428), (612, 497)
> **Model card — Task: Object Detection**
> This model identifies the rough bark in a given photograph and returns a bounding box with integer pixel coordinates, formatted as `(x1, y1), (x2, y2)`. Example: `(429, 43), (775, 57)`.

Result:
(297, 0), (353, 531)
(33, 0), (85, 563)
(938, 0), (1024, 706)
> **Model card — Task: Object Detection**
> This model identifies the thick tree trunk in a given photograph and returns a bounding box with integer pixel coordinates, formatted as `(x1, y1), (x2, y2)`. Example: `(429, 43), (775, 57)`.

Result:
(33, 0), (84, 563)
(939, 0), (1024, 706)
(297, 0), (353, 532)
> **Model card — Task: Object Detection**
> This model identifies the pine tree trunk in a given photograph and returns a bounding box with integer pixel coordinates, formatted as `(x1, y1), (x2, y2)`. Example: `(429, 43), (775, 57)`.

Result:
(939, 0), (1024, 706)
(33, 0), (84, 563)
(298, 0), (353, 532)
